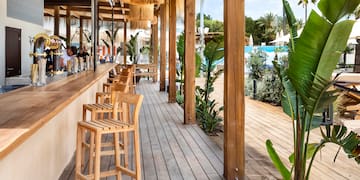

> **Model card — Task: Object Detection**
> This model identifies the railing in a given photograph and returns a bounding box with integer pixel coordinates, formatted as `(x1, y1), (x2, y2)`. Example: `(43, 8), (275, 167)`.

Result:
(336, 64), (360, 73)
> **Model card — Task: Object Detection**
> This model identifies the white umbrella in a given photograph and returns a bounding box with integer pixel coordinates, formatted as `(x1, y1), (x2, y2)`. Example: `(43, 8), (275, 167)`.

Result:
(349, 20), (360, 40)
(274, 32), (280, 46)
(279, 30), (284, 46)
(270, 29), (303, 44)
(249, 34), (254, 46)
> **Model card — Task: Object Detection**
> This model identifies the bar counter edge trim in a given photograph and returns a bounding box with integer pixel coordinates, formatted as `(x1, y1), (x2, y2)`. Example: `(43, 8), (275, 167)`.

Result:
(0, 63), (117, 159)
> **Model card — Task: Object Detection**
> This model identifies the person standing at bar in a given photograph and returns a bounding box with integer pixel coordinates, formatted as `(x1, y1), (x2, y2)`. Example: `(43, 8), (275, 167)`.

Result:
(60, 47), (72, 70)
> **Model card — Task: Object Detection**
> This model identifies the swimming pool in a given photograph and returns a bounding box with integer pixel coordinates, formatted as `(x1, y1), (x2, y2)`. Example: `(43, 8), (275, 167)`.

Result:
(216, 45), (288, 67)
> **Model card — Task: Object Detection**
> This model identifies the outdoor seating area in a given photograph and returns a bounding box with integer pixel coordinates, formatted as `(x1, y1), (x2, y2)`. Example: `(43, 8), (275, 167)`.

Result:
(2, 0), (360, 179)
(59, 81), (360, 179)
(60, 81), (225, 180)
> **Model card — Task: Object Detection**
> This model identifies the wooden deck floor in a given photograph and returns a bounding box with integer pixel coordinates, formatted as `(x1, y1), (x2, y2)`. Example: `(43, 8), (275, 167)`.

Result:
(60, 80), (360, 180)
(59, 81), (224, 180)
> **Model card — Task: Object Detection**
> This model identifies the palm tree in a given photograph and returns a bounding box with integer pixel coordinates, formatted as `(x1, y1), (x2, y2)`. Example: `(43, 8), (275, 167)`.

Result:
(298, 0), (318, 21)
(257, 13), (277, 42)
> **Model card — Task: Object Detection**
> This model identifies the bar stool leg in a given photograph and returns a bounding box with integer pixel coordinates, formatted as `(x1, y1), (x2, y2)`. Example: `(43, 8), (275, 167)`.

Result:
(134, 129), (141, 180)
(81, 107), (87, 170)
(91, 111), (96, 121)
(89, 131), (95, 175)
(94, 132), (101, 180)
(114, 132), (122, 180)
(123, 132), (129, 168)
(82, 106), (87, 121)
(75, 126), (82, 177)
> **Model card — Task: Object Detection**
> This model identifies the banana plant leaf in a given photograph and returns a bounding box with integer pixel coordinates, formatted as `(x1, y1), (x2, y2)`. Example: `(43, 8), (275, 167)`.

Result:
(287, 0), (358, 116)
(266, 140), (291, 180)
(320, 125), (360, 164)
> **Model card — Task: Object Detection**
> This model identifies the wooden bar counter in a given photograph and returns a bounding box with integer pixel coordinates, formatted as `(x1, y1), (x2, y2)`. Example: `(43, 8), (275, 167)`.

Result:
(0, 63), (116, 180)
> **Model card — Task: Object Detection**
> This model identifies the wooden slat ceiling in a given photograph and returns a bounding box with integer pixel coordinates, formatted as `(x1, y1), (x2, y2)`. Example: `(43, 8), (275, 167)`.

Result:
(44, 0), (136, 21)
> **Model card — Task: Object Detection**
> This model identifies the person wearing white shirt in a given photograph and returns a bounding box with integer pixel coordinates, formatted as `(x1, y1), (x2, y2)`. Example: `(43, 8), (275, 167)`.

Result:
(60, 47), (73, 69)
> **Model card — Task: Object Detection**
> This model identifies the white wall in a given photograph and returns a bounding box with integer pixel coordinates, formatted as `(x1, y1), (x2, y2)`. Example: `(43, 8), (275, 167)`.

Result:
(0, 73), (108, 180)
(0, 0), (44, 86)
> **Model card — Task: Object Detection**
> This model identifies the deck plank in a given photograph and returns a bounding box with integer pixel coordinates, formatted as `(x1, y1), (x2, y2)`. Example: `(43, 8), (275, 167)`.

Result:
(60, 80), (360, 180)
(141, 85), (188, 180)
(59, 81), (222, 180)
(141, 92), (180, 179)
(165, 101), (223, 178)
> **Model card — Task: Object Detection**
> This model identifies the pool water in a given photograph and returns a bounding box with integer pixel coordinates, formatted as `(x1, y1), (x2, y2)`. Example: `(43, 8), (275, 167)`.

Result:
(245, 46), (288, 53)
(216, 46), (288, 67)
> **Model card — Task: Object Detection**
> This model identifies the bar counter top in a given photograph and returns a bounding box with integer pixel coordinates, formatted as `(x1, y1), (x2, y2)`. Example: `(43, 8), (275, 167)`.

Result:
(0, 63), (116, 159)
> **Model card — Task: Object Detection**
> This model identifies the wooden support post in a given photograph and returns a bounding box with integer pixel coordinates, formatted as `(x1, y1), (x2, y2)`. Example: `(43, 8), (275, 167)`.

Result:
(168, 0), (176, 103)
(97, 4), (100, 47)
(224, 0), (245, 179)
(152, 20), (159, 82)
(355, 42), (360, 72)
(79, 16), (83, 49)
(54, 6), (60, 36)
(184, 0), (196, 124)
(159, 1), (167, 91)
(92, 0), (99, 71)
(66, 6), (71, 47)
(123, 21), (127, 65)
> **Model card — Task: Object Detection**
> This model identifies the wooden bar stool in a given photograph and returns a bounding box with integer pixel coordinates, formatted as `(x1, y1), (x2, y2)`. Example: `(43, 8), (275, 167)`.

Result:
(107, 71), (131, 84)
(103, 72), (132, 93)
(84, 84), (129, 121)
(76, 93), (143, 180)
(99, 74), (132, 104)
(104, 72), (135, 94)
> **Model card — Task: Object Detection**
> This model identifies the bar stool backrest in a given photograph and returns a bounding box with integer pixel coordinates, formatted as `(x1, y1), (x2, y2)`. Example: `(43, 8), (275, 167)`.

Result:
(112, 92), (144, 126)
(110, 84), (129, 104)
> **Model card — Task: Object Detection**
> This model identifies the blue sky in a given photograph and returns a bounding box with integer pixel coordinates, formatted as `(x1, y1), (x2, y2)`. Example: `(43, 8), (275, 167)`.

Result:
(195, 0), (316, 21)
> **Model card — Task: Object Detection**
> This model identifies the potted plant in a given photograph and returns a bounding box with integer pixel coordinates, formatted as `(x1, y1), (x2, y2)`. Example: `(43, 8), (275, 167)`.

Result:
(101, 27), (120, 62)
(266, 0), (360, 179)
(126, 32), (141, 82)
(195, 36), (224, 134)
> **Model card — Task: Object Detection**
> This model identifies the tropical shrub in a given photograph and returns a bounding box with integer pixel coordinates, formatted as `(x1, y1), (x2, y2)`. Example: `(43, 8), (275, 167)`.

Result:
(246, 49), (267, 98)
(176, 32), (201, 97)
(245, 77), (254, 96)
(266, 0), (360, 179)
(195, 37), (224, 134)
(257, 70), (283, 105)
(126, 32), (140, 64)
(176, 91), (184, 106)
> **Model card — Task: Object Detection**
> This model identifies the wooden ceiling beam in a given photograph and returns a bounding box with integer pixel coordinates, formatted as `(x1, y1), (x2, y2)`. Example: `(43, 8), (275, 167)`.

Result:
(45, 0), (91, 6)
(64, 7), (129, 14)
(44, 0), (129, 7)
(44, 14), (125, 22)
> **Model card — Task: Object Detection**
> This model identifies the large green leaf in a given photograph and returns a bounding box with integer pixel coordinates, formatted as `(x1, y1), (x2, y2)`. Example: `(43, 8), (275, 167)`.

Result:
(320, 125), (360, 163)
(318, 0), (360, 24)
(288, 11), (331, 101)
(289, 143), (320, 164)
(288, 11), (355, 116)
(204, 39), (224, 64)
(273, 61), (299, 120)
(315, 20), (354, 81)
(177, 32), (185, 60)
(266, 140), (291, 180)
